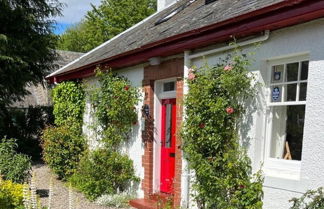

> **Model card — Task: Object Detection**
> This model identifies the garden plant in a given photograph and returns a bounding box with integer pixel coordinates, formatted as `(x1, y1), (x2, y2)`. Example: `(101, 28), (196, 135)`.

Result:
(42, 81), (86, 180)
(70, 69), (140, 200)
(0, 138), (31, 184)
(181, 50), (264, 209)
(290, 187), (324, 209)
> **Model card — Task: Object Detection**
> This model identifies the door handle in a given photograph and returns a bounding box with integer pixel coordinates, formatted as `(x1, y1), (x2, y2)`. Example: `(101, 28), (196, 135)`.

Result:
(169, 153), (175, 157)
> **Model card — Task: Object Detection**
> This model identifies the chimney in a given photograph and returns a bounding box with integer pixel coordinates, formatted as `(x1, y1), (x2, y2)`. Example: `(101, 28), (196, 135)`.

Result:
(158, 0), (177, 11)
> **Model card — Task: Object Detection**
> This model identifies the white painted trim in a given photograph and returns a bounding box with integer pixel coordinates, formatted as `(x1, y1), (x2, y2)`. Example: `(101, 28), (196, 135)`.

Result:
(153, 78), (177, 193)
(263, 54), (309, 180)
(266, 52), (310, 63)
(268, 101), (306, 107)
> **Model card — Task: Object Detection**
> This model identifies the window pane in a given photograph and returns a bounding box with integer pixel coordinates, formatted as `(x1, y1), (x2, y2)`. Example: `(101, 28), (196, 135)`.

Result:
(271, 65), (284, 83)
(286, 62), (299, 82)
(165, 104), (172, 148)
(300, 61), (309, 80)
(163, 81), (175, 92)
(284, 84), (297, 102)
(271, 86), (282, 102)
(299, 83), (307, 101)
(286, 105), (305, 160)
(270, 105), (305, 161)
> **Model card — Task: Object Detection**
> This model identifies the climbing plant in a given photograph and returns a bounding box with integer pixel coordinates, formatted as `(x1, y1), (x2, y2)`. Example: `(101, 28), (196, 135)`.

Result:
(70, 69), (140, 199)
(91, 69), (140, 148)
(181, 51), (263, 209)
(290, 187), (324, 209)
(52, 81), (85, 132)
(42, 81), (86, 179)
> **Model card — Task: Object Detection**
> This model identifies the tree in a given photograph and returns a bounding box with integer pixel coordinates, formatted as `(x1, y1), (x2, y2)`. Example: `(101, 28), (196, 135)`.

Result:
(0, 0), (61, 139)
(0, 0), (61, 107)
(57, 0), (156, 52)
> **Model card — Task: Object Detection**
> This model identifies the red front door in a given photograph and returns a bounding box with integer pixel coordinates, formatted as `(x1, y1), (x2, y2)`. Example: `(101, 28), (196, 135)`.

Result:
(160, 98), (176, 194)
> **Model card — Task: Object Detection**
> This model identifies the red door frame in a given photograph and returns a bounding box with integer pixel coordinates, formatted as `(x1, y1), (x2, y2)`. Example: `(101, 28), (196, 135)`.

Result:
(160, 98), (177, 194)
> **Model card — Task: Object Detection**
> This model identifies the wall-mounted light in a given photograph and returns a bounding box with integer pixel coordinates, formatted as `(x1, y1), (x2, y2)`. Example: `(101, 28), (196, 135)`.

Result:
(148, 57), (161, 66)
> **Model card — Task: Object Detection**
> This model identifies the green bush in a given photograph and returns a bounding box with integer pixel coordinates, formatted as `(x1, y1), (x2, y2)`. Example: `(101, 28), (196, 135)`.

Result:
(42, 126), (86, 180)
(52, 81), (85, 132)
(0, 178), (24, 209)
(0, 138), (31, 184)
(70, 149), (139, 200)
(290, 187), (324, 209)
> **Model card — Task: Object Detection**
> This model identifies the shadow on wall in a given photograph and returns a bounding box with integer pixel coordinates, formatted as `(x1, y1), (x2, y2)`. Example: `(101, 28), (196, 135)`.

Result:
(240, 82), (263, 150)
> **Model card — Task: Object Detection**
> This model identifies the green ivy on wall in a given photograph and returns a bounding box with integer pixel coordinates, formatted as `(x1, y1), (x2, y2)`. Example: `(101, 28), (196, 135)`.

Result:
(181, 51), (263, 209)
(52, 81), (85, 132)
(43, 81), (86, 180)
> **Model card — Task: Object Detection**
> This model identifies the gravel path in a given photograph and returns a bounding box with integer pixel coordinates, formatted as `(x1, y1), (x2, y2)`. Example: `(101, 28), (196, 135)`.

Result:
(33, 164), (128, 209)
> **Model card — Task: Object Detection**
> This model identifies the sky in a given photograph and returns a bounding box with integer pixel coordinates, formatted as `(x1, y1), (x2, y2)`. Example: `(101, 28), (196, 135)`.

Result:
(53, 0), (101, 34)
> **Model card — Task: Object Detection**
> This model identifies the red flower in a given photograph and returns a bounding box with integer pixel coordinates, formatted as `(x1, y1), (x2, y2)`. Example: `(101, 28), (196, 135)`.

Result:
(239, 185), (245, 189)
(188, 69), (196, 81)
(199, 123), (205, 128)
(224, 65), (233, 71)
(226, 107), (234, 114)
(124, 85), (130, 91)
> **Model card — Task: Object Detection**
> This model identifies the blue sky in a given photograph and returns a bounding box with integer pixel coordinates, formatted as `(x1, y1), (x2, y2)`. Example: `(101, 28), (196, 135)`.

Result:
(53, 0), (101, 35)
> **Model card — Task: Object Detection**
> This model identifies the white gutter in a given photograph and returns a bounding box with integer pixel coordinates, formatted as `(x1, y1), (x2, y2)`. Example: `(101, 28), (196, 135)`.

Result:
(189, 30), (270, 60)
(181, 31), (270, 208)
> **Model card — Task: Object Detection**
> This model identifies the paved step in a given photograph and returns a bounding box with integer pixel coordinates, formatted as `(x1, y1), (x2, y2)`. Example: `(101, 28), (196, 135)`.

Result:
(129, 198), (158, 209)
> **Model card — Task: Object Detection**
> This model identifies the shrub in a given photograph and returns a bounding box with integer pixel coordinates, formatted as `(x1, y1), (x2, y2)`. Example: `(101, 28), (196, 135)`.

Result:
(95, 192), (135, 208)
(0, 138), (31, 183)
(181, 51), (263, 208)
(290, 187), (324, 209)
(70, 149), (139, 200)
(42, 126), (86, 180)
(0, 177), (24, 209)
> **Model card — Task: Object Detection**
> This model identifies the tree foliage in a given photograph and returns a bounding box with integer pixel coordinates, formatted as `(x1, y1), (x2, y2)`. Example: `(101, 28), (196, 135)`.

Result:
(181, 51), (263, 209)
(57, 0), (156, 52)
(0, 0), (61, 107)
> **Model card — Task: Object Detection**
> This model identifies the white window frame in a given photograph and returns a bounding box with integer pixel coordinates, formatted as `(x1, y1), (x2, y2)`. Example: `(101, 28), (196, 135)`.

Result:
(153, 78), (177, 193)
(264, 54), (309, 180)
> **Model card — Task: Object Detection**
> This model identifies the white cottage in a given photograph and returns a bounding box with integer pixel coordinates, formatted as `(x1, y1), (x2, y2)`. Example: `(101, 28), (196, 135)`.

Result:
(47, 0), (324, 208)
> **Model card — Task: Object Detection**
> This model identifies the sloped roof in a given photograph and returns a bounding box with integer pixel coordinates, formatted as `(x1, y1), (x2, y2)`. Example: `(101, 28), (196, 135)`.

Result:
(48, 0), (284, 78)
(12, 50), (83, 108)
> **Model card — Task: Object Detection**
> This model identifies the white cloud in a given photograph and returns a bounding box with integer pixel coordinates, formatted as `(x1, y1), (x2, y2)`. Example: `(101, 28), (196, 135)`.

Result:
(55, 0), (101, 24)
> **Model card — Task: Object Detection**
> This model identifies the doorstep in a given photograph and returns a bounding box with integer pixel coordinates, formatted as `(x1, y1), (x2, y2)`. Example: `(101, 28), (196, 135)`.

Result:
(129, 193), (174, 209)
(129, 198), (158, 209)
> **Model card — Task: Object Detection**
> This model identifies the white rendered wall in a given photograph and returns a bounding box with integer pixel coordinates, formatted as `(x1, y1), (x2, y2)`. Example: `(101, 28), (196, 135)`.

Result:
(189, 18), (324, 209)
(82, 65), (145, 197)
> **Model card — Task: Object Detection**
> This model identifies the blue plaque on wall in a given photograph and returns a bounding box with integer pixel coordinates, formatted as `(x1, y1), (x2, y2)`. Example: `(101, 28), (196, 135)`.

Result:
(272, 87), (280, 101)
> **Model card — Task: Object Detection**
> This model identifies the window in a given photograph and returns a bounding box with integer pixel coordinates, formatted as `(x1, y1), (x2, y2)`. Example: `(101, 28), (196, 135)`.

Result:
(163, 81), (175, 92)
(267, 58), (308, 162)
